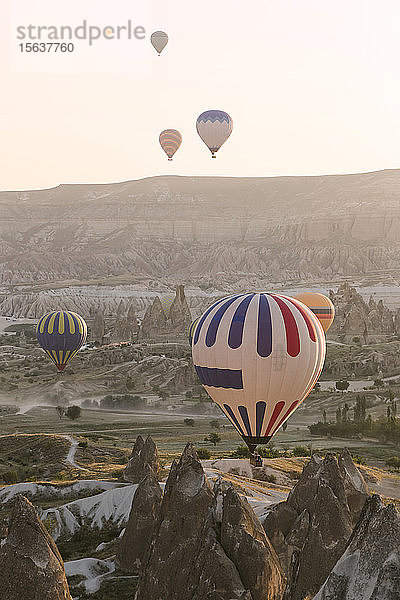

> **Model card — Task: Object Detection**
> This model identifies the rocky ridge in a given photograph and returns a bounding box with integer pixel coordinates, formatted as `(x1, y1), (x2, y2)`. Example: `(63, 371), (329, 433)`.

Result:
(123, 435), (160, 484)
(263, 449), (369, 600)
(312, 494), (400, 600)
(0, 495), (72, 600)
(134, 443), (286, 600)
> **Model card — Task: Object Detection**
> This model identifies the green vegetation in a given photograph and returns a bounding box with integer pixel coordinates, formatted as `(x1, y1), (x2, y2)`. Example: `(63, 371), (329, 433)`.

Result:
(204, 433), (221, 447)
(309, 394), (400, 443)
(196, 448), (211, 459)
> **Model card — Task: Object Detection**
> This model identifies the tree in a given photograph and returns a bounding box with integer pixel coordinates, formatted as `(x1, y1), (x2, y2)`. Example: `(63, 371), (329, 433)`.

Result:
(323, 409), (327, 424)
(55, 406), (65, 420)
(184, 418), (195, 427)
(373, 379), (384, 390)
(336, 380), (350, 393)
(209, 419), (220, 429)
(66, 405), (81, 421)
(282, 421), (288, 431)
(204, 433), (221, 447)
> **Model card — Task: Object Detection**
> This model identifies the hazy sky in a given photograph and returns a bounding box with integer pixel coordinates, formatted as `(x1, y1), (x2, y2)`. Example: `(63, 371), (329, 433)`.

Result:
(1, 0), (400, 190)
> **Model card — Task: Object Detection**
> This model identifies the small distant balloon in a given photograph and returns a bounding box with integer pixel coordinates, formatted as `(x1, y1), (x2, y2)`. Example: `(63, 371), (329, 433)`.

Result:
(151, 31), (168, 55)
(36, 310), (87, 372)
(293, 292), (335, 333)
(196, 110), (233, 157)
(159, 129), (182, 161)
(159, 295), (175, 317)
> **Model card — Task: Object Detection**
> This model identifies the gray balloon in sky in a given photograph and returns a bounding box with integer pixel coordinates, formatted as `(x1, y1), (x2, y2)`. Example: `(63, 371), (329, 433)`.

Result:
(151, 31), (168, 55)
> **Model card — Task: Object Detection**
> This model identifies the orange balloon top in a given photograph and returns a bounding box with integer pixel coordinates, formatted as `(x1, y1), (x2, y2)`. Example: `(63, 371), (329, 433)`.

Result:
(293, 292), (335, 332)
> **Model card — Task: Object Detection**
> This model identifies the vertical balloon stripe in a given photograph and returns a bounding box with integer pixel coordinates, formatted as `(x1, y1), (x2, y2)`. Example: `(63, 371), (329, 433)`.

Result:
(223, 404), (245, 436)
(205, 296), (244, 347)
(270, 295), (300, 357)
(41, 312), (54, 334)
(193, 297), (231, 345)
(58, 312), (65, 334)
(228, 294), (254, 349)
(71, 312), (83, 335)
(256, 401), (267, 437)
(66, 312), (76, 334)
(271, 401), (299, 436)
(38, 313), (49, 334)
(257, 294), (272, 357)
(238, 406), (253, 437)
(264, 401), (286, 436)
(48, 312), (58, 334)
(285, 298), (317, 342)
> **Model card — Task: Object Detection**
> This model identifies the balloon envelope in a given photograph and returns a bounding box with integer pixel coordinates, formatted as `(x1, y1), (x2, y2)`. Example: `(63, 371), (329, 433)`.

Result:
(159, 295), (175, 317)
(36, 310), (87, 372)
(159, 129), (182, 160)
(293, 292), (335, 333)
(188, 317), (200, 346)
(151, 31), (168, 55)
(191, 293), (325, 450)
(196, 110), (233, 157)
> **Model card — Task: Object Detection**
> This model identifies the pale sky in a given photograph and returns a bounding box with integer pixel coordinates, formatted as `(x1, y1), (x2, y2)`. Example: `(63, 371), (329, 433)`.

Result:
(1, 0), (400, 190)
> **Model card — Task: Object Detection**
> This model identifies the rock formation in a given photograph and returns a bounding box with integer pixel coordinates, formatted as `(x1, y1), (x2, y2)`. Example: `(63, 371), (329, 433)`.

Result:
(0, 495), (72, 600)
(329, 283), (396, 343)
(263, 449), (368, 600)
(139, 296), (168, 339)
(313, 495), (400, 600)
(135, 443), (285, 600)
(169, 285), (192, 332)
(123, 435), (160, 483)
(139, 285), (192, 339)
(91, 309), (105, 343)
(116, 468), (163, 574)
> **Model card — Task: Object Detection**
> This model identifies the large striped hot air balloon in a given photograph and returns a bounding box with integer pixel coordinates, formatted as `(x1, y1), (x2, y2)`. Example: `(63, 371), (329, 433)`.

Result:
(151, 31), (168, 55)
(36, 310), (87, 372)
(293, 292), (335, 333)
(188, 317), (200, 346)
(159, 129), (182, 161)
(196, 110), (233, 157)
(191, 293), (325, 453)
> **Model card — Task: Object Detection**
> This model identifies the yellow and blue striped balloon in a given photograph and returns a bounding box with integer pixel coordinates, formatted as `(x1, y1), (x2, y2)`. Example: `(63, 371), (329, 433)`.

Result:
(36, 310), (87, 372)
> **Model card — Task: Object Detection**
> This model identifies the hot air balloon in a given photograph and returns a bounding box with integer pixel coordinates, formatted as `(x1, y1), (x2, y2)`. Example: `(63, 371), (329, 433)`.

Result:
(191, 293), (325, 454)
(196, 110), (233, 157)
(159, 295), (175, 317)
(293, 292), (335, 333)
(151, 31), (168, 55)
(188, 317), (200, 346)
(36, 310), (87, 372)
(159, 129), (182, 161)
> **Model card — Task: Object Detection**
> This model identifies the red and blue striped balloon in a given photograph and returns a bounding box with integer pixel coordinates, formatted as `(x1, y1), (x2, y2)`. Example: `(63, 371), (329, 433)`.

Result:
(191, 293), (325, 451)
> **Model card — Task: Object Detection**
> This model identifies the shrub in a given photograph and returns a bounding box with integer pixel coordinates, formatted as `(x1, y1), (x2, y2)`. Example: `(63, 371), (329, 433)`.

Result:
(386, 456), (400, 468)
(292, 445), (311, 457)
(1, 470), (18, 484)
(351, 453), (366, 465)
(196, 448), (211, 460)
(78, 440), (88, 448)
(230, 445), (251, 459)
